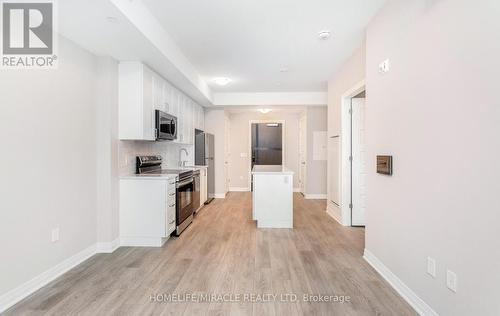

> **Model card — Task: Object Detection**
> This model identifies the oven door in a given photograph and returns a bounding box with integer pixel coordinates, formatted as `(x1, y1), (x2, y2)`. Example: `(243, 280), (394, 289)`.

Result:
(176, 177), (194, 226)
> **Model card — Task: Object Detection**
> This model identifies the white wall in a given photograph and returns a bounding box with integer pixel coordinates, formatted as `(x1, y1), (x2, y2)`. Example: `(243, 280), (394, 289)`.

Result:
(0, 36), (99, 296)
(306, 106), (328, 196)
(204, 109), (227, 197)
(365, 1), (500, 315)
(328, 40), (366, 137)
(95, 57), (120, 245)
(228, 111), (301, 190)
(327, 42), (366, 221)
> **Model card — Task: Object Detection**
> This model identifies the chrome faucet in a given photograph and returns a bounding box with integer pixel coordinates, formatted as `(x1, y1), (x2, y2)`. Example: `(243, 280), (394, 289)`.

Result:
(179, 148), (189, 167)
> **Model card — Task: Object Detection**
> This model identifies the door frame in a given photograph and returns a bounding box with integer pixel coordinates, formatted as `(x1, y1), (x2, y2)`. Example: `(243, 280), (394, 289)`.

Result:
(248, 120), (286, 190)
(224, 115), (230, 195)
(299, 114), (307, 194)
(341, 80), (365, 226)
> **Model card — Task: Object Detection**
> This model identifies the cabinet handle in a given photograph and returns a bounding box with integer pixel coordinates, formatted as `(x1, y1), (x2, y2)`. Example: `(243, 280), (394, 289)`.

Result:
(169, 192), (175, 196)
(169, 220), (175, 225)
(169, 204), (175, 207)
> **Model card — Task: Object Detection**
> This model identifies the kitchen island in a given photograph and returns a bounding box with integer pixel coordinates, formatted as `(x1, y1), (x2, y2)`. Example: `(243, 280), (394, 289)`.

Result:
(252, 165), (294, 228)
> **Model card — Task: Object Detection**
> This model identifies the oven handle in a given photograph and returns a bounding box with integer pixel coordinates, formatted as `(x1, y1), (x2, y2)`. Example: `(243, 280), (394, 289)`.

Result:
(176, 178), (194, 188)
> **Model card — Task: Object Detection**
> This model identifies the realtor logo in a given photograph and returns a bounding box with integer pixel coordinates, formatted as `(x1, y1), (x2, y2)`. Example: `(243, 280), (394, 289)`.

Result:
(1, 0), (57, 68)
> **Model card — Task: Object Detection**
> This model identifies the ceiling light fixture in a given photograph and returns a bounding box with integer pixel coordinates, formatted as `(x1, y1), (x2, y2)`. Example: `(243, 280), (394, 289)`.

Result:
(106, 16), (119, 23)
(259, 109), (272, 114)
(279, 67), (289, 73)
(213, 77), (232, 86)
(318, 30), (331, 40)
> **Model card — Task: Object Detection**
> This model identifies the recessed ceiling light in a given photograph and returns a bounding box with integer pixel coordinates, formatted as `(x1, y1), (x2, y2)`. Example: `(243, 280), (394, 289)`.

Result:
(106, 16), (119, 23)
(318, 30), (331, 40)
(259, 109), (272, 114)
(213, 77), (232, 86)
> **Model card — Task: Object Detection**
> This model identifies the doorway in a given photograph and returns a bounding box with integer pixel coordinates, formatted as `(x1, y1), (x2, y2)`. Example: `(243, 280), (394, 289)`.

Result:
(299, 115), (307, 194)
(249, 121), (284, 190)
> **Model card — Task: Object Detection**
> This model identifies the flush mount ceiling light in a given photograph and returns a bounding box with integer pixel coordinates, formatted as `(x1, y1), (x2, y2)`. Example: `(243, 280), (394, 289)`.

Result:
(318, 30), (331, 40)
(213, 77), (232, 86)
(259, 109), (272, 114)
(106, 16), (119, 23)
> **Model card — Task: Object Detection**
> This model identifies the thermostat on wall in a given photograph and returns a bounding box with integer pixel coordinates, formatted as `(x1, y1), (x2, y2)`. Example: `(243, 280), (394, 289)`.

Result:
(377, 155), (393, 175)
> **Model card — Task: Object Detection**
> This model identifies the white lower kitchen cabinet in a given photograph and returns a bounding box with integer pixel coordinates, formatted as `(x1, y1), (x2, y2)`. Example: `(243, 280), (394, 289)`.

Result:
(119, 176), (176, 247)
(199, 166), (208, 205)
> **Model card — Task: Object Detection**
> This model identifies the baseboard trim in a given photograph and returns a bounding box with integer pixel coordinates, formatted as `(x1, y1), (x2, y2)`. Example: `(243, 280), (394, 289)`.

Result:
(0, 244), (97, 313)
(210, 193), (226, 199)
(96, 238), (120, 253)
(304, 194), (327, 200)
(363, 249), (439, 316)
(326, 203), (344, 225)
(120, 236), (167, 247)
(257, 220), (293, 229)
(229, 187), (250, 192)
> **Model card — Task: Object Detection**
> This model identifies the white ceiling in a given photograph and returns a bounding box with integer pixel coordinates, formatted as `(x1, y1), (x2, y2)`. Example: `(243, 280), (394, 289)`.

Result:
(142, 0), (385, 93)
(58, 0), (213, 106)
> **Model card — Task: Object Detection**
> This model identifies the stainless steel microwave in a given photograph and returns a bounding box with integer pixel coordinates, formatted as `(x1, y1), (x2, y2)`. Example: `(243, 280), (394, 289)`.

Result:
(155, 110), (177, 141)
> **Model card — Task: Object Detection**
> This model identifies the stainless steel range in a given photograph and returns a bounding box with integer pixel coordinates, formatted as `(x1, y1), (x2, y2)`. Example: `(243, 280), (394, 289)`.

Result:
(136, 155), (194, 236)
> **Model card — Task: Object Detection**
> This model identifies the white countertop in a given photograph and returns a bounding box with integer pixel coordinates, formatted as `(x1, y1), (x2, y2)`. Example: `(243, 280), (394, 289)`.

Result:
(119, 173), (177, 180)
(251, 165), (294, 175)
(120, 165), (207, 180)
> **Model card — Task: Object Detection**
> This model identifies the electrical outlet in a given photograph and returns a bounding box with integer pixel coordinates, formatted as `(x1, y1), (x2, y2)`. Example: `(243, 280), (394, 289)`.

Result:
(51, 228), (60, 242)
(379, 59), (390, 74)
(427, 257), (436, 278)
(446, 270), (458, 292)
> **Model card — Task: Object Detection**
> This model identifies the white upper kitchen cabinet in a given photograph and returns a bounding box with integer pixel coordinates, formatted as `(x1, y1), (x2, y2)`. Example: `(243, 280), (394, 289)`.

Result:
(195, 104), (204, 131)
(119, 62), (155, 141)
(119, 61), (204, 143)
(169, 87), (179, 118)
(152, 73), (164, 112)
(162, 80), (175, 115)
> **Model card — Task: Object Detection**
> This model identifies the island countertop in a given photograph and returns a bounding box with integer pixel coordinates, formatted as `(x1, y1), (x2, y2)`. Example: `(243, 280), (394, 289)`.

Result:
(251, 165), (294, 175)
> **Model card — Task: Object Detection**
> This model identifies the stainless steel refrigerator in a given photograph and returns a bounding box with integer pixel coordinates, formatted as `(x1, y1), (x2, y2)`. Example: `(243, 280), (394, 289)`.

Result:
(195, 129), (215, 204)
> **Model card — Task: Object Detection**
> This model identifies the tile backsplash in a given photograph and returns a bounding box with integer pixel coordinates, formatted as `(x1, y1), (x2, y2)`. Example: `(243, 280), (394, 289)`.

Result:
(119, 140), (194, 175)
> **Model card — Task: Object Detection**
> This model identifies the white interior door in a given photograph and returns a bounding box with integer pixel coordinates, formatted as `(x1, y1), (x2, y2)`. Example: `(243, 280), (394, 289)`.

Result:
(299, 116), (307, 193)
(351, 97), (367, 226)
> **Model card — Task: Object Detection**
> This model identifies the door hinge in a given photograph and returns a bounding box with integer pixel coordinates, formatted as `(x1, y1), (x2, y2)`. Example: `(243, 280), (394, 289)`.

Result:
(349, 108), (353, 115)
(349, 203), (353, 209)
(349, 155), (353, 162)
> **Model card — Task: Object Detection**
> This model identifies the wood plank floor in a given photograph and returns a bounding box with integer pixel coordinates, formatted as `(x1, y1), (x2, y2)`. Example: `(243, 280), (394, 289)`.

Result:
(5, 193), (416, 315)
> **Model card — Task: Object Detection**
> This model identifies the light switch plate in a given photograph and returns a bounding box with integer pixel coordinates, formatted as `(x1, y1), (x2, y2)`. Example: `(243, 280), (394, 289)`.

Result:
(446, 270), (458, 292)
(427, 257), (436, 278)
(51, 228), (60, 242)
